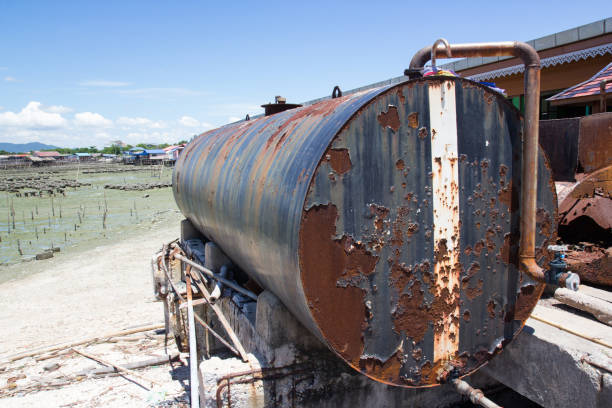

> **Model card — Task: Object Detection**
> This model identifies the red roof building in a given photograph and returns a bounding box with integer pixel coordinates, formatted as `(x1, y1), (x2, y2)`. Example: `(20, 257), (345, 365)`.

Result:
(547, 62), (612, 110)
(33, 151), (61, 158)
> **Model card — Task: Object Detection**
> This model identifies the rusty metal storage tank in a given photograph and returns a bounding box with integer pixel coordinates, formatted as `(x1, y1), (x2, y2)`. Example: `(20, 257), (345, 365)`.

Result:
(173, 75), (557, 387)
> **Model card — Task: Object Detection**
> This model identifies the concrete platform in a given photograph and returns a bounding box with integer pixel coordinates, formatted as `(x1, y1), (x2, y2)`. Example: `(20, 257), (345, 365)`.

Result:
(484, 301), (612, 408)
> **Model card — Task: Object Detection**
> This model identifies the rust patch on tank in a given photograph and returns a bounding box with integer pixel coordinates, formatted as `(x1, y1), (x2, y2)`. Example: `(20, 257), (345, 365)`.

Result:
(473, 240), (485, 257)
(396, 159), (406, 170)
(327, 148), (352, 175)
(396, 88), (406, 104)
(498, 181), (518, 212)
(513, 283), (545, 321)
(299, 204), (379, 365)
(407, 112), (419, 129)
(499, 233), (518, 265)
(359, 352), (402, 383)
(377, 105), (400, 132)
(418, 127), (428, 140)
(370, 204), (390, 232)
(463, 278), (484, 300)
(487, 300), (496, 319)
(390, 262), (413, 293)
(485, 228), (497, 252)
(463, 310), (471, 322)
(536, 208), (552, 238)
(393, 281), (430, 343)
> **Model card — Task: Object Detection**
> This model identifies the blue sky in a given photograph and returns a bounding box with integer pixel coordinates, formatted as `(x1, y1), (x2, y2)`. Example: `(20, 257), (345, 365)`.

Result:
(0, 1), (609, 147)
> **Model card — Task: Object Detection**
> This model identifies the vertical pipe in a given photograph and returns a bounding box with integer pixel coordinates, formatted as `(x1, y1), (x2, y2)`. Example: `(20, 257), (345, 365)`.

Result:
(518, 66), (541, 274)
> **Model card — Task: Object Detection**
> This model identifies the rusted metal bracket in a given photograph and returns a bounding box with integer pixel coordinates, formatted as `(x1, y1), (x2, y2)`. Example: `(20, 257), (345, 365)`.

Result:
(331, 85), (342, 99)
(158, 245), (248, 360)
(406, 41), (547, 282)
(180, 260), (249, 362)
(173, 252), (258, 301)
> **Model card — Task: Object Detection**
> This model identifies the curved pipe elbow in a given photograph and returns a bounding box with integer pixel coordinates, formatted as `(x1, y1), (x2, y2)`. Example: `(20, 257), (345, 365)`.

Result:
(520, 256), (546, 282)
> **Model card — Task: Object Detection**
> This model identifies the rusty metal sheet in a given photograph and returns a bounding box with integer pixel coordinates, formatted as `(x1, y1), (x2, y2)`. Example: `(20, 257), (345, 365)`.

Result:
(578, 112), (612, 173)
(539, 118), (579, 181)
(173, 77), (557, 387)
(559, 164), (612, 230)
(565, 246), (612, 287)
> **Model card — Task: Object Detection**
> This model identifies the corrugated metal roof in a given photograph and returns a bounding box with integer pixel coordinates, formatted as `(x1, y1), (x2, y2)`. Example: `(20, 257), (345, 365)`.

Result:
(547, 61), (612, 102)
(34, 151), (61, 157)
(144, 149), (166, 154)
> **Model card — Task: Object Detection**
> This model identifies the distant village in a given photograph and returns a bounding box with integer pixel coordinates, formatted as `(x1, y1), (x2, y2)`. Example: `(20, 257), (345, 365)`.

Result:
(0, 140), (186, 169)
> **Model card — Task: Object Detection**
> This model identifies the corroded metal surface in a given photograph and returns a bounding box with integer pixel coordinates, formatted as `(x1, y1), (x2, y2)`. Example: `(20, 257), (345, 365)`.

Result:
(173, 77), (557, 387)
(565, 246), (612, 287)
(559, 165), (612, 230)
(539, 118), (580, 182)
(578, 112), (612, 173)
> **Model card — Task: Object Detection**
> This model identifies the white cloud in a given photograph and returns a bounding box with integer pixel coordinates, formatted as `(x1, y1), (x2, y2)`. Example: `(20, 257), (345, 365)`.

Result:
(117, 116), (152, 126)
(0, 102), (67, 129)
(179, 116), (201, 127)
(73, 112), (112, 127)
(79, 80), (131, 87)
(44, 105), (73, 114)
(4, 76), (20, 82)
(117, 116), (168, 129)
(0, 101), (204, 148)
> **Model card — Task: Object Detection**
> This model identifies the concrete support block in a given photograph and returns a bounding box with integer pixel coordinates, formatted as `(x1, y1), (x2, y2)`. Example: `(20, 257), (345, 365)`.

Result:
(483, 305), (611, 408)
(197, 289), (501, 407)
(181, 218), (204, 242)
(255, 291), (324, 351)
(204, 242), (231, 272)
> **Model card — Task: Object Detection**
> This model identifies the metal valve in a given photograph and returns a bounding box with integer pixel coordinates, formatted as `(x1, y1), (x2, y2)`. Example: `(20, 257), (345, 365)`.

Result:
(546, 245), (580, 291)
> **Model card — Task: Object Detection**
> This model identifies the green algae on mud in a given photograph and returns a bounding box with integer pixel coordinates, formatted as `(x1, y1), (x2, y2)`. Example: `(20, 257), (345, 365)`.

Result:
(0, 167), (183, 282)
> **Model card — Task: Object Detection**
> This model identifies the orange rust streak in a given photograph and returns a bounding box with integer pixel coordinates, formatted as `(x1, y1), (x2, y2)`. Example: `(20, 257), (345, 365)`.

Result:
(299, 205), (379, 367)
(429, 81), (461, 364)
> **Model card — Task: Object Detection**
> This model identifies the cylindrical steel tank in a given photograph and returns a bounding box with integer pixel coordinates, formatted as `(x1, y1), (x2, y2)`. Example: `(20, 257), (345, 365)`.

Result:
(173, 76), (557, 387)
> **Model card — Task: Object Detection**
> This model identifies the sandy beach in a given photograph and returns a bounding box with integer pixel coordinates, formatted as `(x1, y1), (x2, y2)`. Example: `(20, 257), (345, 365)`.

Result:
(0, 217), (188, 407)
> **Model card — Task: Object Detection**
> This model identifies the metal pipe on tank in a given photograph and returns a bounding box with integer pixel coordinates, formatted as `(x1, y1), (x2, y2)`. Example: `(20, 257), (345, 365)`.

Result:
(407, 41), (546, 282)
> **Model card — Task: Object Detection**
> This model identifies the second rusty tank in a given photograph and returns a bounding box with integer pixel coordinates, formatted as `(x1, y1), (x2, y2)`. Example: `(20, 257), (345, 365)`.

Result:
(173, 76), (557, 387)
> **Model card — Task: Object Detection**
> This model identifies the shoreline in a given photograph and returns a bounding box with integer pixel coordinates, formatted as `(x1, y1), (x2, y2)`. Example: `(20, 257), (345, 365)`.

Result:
(0, 218), (181, 358)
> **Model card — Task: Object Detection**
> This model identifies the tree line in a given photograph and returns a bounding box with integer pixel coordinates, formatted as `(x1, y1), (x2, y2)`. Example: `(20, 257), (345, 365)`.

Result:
(0, 141), (189, 156)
